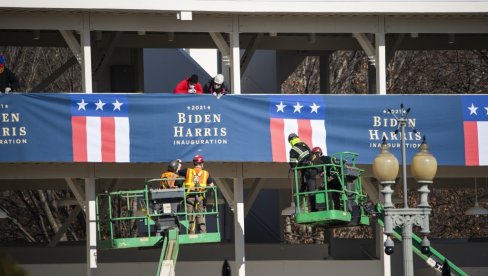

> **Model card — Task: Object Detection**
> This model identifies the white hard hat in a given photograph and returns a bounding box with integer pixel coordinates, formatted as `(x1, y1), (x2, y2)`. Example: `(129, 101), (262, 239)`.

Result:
(214, 74), (224, 85)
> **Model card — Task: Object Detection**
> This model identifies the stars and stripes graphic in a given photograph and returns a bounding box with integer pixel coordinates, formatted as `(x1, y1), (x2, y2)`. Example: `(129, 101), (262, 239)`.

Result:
(71, 95), (130, 162)
(462, 96), (488, 166)
(269, 96), (327, 162)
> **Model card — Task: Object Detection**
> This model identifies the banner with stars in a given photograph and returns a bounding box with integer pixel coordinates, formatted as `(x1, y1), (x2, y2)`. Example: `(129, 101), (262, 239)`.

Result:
(0, 93), (486, 166)
(462, 95), (488, 165)
(269, 95), (326, 162)
(71, 95), (129, 162)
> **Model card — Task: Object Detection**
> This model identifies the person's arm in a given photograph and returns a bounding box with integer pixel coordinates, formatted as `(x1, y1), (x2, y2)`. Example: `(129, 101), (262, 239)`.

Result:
(195, 83), (203, 94)
(176, 168), (188, 189)
(175, 178), (184, 188)
(220, 83), (228, 95)
(321, 156), (332, 164)
(174, 79), (188, 94)
(203, 81), (212, 94)
(289, 150), (298, 168)
(177, 168), (187, 177)
(207, 176), (215, 186)
(321, 156), (338, 177)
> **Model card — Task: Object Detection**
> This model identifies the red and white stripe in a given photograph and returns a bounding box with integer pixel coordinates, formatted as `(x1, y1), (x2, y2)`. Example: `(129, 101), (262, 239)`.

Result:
(464, 121), (488, 166)
(72, 116), (130, 162)
(270, 118), (327, 162)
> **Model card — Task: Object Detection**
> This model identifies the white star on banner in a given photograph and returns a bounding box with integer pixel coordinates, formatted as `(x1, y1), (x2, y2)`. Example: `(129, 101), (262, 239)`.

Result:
(112, 99), (123, 111)
(293, 102), (303, 113)
(77, 99), (88, 111)
(276, 101), (286, 112)
(485, 107), (488, 115)
(468, 103), (478, 115)
(95, 99), (106, 111)
(310, 102), (320, 113)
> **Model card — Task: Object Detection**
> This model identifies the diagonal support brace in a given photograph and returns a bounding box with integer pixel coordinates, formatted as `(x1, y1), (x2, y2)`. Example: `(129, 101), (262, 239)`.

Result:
(214, 178), (235, 211)
(65, 178), (86, 210)
(353, 33), (376, 65)
(209, 32), (231, 66)
(244, 179), (263, 217)
(59, 30), (82, 64)
(240, 33), (263, 76)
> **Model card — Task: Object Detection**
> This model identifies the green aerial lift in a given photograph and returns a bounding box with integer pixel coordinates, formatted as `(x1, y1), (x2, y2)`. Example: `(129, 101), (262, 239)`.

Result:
(291, 152), (468, 276)
(96, 178), (220, 276)
(292, 152), (370, 227)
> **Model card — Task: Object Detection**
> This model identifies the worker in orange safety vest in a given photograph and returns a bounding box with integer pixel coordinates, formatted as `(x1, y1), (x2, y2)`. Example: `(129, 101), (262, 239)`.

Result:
(160, 159), (183, 189)
(178, 154), (215, 234)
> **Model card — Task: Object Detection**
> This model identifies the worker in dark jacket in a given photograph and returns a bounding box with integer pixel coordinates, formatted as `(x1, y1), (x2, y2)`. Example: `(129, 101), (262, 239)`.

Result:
(288, 133), (317, 212)
(0, 55), (19, 93)
(311, 146), (332, 177)
(203, 74), (227, 98)
(311, 147), (342, 210)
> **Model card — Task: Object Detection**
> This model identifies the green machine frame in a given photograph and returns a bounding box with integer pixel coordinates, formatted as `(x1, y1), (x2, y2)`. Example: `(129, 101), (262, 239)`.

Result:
(291, 151), (468, 275)
(293, 152), (370, 227)
(95, 178), (221, 275)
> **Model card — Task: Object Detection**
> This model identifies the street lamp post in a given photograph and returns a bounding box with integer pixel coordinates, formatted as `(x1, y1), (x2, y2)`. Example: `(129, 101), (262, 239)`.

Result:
(372, 105), (438, 276)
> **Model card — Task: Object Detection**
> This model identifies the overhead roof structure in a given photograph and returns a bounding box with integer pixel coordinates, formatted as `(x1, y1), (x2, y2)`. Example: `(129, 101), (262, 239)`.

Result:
(2, 0), (488, 12)
(0, 1), (487, 276)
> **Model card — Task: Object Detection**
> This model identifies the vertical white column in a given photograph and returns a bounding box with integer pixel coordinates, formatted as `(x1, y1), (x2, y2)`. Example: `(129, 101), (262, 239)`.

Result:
(382, 233), (391, 276)
(81, 14), (93, 93)
(233, 164), (245, 276)
(230, 15), (241, 94)
(375, 15), (386, 95)
(85, 177), (97, 275)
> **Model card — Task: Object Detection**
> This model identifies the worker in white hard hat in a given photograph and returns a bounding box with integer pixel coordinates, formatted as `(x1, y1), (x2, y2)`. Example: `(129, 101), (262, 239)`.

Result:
(203, 74), (227, 98)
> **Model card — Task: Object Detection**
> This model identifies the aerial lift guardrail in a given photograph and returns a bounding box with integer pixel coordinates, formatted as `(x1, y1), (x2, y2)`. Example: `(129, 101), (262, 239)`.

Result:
(96, 178), (220, 276)
(291, 152), (467, 275)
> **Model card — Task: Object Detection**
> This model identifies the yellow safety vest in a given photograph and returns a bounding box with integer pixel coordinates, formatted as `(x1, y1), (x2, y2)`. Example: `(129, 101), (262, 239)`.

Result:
(185, 167), (209, 193)
(160, 171), (179, 189)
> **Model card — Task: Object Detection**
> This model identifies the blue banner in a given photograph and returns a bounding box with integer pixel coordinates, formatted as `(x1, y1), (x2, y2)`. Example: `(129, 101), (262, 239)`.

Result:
(0, 93), (486, 166)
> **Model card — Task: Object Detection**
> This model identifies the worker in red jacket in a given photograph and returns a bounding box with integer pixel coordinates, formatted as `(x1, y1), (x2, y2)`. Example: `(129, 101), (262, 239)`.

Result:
(174, 74), (203, 94)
